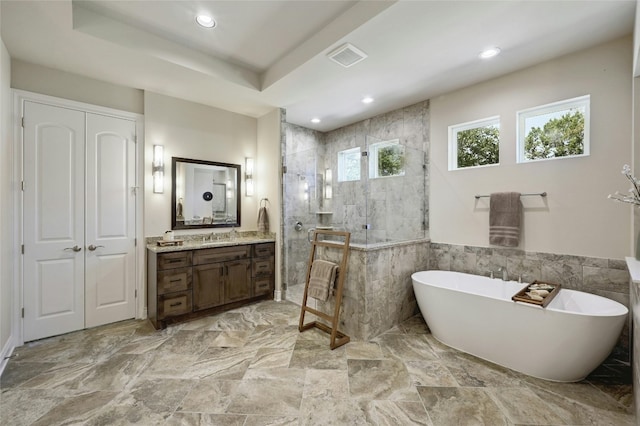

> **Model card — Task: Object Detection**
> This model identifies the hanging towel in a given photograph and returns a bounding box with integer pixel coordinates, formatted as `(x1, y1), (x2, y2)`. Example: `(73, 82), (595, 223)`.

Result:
(308, 260), (338, 302)
(489, 192), (521, 247)
(257, 206), (269, 233)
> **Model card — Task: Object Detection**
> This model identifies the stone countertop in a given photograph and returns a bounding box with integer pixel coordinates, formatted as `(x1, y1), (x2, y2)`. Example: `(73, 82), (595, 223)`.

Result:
(147, 236), (276, 253)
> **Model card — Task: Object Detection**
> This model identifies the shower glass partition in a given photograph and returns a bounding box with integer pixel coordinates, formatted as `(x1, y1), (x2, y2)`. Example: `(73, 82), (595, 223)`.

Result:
(283, 123), (428, 320)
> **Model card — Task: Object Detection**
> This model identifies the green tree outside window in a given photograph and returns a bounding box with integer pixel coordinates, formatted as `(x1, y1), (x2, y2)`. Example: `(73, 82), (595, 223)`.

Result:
(456, 125), (500, 168)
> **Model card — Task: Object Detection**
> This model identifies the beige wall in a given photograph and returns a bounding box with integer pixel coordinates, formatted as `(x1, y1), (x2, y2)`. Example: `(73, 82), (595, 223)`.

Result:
(0, 16), (13, 356)
(144, 91), (259, 237)
(11, 59), (144, 114)
(430, 36), (633, 259)
(257, 108), (282, 294)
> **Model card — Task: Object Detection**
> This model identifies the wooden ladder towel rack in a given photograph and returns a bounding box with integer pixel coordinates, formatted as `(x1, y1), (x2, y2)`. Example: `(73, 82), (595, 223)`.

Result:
(298, 229), (351, 350)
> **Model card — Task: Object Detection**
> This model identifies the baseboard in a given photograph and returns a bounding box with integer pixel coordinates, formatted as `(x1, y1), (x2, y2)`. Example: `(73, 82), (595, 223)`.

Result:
(0, 335), (16, 377)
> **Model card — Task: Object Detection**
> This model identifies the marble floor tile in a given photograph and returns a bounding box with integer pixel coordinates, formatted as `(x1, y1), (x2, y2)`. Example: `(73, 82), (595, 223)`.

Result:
(155, 329), (221, 355)
(400, 315), (430, 335)
(121, 376), (196, 414)
(245, 325), (299, 349)
(417, 386), (509, 426)
(439, 352), (524, 388)
(30, 390), (119, 426)
(404, 360), (459, 387)
(0, 361), (57, 389)
(177, 379), (240, 414)
(185, 347), (259, 380)
(249, 347), (293, 369)
(347, 358), (420, 401)
(372, 400), (433, 426)
(141, 352), (200, 378)
(225, 376), (304, 416)
(302, 369), (349, 399)
(289, 339), (348, 370)
(210, 330), (251, 347)
(345, 341), (384, 359)
(298, 398), (375, 426)
(19, 362), (95, 390)
(373, 333), (439, 361)
(0, 300), (634, 426)
(243, 415), (300, 426)
(0, 388), (64, 426)
(166, 412), (247, 426)
(486, 387), (566, 425)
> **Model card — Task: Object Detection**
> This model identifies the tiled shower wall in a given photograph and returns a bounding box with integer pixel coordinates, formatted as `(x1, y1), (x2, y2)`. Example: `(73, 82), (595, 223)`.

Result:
(429, 242), (631, 361)
(282, 100), (430, 290)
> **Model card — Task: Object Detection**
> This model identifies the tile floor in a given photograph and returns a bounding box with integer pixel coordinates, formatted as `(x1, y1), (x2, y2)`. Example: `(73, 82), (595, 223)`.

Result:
(0, 300), (634, 425)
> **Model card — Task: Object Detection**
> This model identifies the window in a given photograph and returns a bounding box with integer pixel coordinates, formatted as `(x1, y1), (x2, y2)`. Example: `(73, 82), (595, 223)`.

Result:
(517, 95), (590, 163)
(337, 147), (361, 182)
(369, 139), (405, 178)
(448, 116), (500, 170)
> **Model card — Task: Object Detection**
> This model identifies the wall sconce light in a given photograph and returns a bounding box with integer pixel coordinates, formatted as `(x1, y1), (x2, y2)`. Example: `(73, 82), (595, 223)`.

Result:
(325, 168), (332, 199)
(303, 181), (309, 201)
(152, 144), (164, 193)
(227, 178), (233, 198)
(245, 157), (254, 196)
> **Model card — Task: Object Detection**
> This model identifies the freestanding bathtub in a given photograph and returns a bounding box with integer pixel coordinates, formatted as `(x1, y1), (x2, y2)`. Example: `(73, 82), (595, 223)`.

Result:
(411, 270), (628, 382)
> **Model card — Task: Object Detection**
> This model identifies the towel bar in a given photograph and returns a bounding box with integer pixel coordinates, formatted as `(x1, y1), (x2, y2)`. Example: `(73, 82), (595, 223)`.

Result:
(475, 192), (547, 199)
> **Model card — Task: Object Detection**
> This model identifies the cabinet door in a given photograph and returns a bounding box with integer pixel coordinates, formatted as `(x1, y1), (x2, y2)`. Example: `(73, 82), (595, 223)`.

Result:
(193, 263), (225, 310)
(225, 259), (252, 303)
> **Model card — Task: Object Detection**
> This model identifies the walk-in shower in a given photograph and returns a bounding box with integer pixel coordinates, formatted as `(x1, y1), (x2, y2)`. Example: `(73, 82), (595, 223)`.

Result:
(282, 101), (431, 339)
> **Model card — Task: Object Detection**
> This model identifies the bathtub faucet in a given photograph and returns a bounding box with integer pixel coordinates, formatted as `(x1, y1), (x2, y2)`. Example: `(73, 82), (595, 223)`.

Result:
(490, 267), (508, 281)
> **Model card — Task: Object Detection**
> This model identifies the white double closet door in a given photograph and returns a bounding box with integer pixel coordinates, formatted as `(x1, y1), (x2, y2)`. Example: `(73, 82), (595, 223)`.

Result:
(22, 100), (137, 342)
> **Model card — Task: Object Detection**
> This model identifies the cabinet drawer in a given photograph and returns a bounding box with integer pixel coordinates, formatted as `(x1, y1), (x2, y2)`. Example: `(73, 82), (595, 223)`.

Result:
(158, 251), (192, 270)
(254, 276), (273, 296)
(158, 267), (192, 294)
(253, 256), (274, 276)
(253, 243), (275, 258)
(158, 291), (192, 319)
(194, 246), (250, 265)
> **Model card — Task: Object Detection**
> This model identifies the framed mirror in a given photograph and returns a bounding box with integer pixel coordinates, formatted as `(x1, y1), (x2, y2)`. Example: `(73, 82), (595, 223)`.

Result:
(171, 157), (241, 229)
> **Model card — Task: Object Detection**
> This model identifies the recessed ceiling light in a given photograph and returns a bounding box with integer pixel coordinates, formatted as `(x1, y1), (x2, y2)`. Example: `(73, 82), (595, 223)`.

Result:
(311, 118), (321, 124)
(362, 96), (374, 104)
(479, 47), (501, 59)
(196, 14), (216, 28)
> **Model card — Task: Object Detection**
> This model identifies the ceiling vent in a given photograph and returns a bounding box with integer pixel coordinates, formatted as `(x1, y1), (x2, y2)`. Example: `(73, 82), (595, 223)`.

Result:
(327, 43), (368, 68)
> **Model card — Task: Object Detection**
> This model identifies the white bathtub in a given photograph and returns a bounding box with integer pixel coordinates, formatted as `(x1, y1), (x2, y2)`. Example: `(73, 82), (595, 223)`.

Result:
(411, 270), (628, 382)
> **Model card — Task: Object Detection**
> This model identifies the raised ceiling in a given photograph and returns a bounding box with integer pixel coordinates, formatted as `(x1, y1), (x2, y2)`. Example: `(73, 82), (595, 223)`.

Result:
(1, 0), (635, 132)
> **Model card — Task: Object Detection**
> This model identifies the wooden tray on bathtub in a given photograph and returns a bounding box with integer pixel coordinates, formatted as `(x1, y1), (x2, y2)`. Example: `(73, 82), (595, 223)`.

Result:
(511, 280), (561, 308)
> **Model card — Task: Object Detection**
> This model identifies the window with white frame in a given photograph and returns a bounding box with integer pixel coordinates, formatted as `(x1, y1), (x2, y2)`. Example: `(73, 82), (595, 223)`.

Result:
(337, 147), (361, 182)
(448, 116), (500, 170)
(369, 139), (405, 179)
(517, 95), (590, 163)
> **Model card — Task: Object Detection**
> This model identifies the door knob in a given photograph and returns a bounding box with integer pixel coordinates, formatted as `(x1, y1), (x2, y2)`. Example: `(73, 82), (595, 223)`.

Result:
(64, 245), (82, 252)
(88, 244), (105, 251)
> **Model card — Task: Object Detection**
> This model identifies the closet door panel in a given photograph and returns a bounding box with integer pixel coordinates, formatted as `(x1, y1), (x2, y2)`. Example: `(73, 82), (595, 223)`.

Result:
(23, 101), (86, 342)
(85, 113), (137, 328)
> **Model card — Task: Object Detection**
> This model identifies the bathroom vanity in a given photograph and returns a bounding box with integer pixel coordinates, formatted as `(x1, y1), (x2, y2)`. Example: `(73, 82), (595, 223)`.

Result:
(147, 238), (275, 329)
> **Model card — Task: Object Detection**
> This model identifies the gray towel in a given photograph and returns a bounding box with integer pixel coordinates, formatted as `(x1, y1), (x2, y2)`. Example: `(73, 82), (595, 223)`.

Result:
(489, 192), (521, 247)
(307, 260), (338, 302)
(257, 206), (269, 233)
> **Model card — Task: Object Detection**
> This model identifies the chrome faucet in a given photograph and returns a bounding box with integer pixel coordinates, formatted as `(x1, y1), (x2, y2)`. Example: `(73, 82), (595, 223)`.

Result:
(490, 267), (508, 281)
(230, 228), (237, 241)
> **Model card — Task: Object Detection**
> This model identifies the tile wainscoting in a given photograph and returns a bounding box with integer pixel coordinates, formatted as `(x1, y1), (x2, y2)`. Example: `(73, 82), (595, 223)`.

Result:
(309, 239), (430, 341)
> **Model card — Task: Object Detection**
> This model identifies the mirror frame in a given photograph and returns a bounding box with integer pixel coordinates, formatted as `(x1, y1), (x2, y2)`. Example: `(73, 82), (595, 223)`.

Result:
(171, 157), (242, 230)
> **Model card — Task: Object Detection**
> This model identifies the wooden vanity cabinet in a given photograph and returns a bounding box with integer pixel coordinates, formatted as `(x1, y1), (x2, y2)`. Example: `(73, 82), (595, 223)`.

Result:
(253, 243), (275, 296)
(148, 241), (274, 329)
(147, 251), (193, 329)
